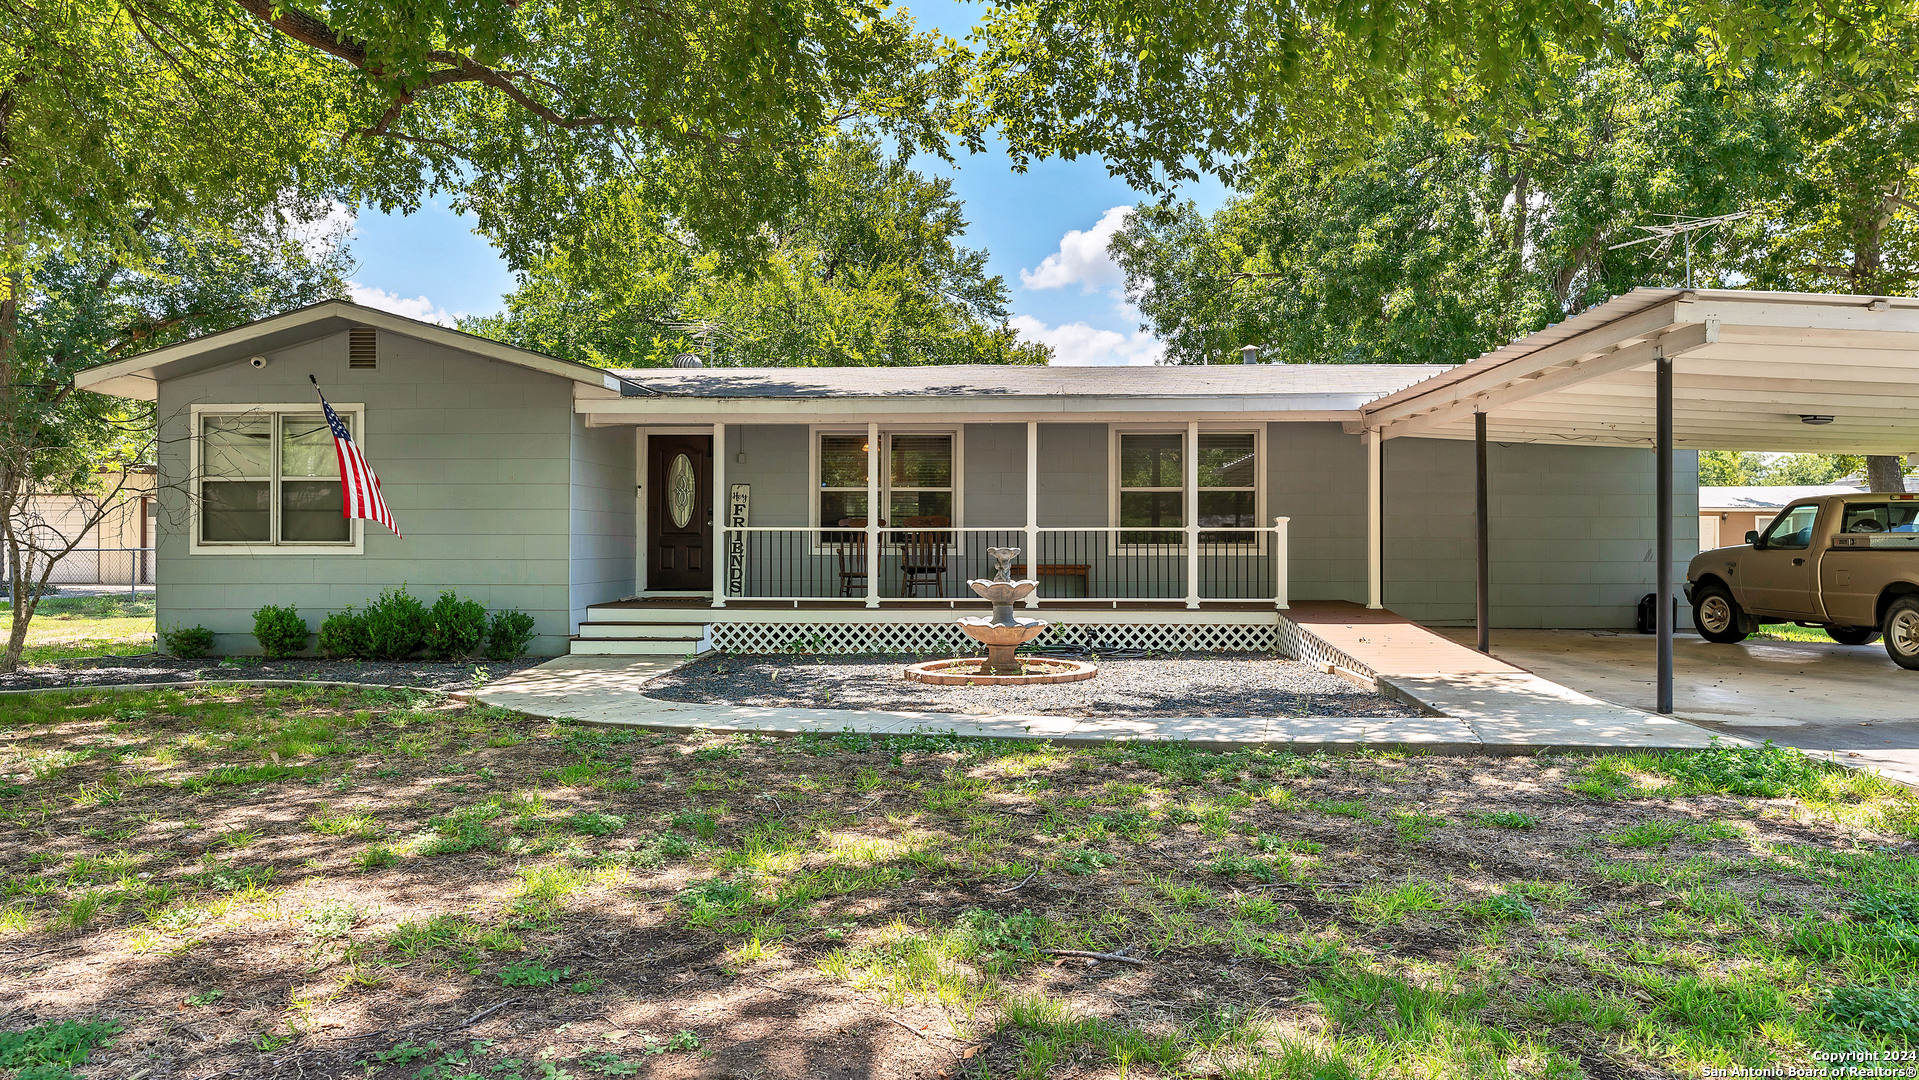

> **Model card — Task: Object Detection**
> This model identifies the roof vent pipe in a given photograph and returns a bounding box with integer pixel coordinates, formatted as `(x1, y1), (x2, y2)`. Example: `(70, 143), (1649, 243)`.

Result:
(1241, 345), (1260, 365)
(671, 353), (704, 368)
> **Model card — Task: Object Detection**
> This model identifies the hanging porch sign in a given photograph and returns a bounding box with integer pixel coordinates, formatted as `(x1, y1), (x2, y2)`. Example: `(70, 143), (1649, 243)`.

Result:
(726, 483), (750, 597)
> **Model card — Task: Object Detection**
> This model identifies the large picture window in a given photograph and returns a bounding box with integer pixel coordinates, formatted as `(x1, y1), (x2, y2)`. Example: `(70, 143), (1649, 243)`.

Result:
(196, 407), (359, 548)
(814, 431), (957, 527)
(1114, 429), (1260, 545)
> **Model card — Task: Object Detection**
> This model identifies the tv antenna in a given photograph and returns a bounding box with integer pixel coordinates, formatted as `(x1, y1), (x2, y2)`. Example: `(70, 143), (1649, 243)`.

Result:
(1610, 211), (1752, 289)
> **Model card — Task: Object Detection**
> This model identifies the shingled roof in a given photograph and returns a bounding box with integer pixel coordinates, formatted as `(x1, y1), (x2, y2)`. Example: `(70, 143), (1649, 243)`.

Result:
(613, 363), (1454, 399)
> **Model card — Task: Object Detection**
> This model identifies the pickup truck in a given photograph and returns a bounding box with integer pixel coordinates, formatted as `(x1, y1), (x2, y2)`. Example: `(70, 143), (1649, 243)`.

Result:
(1687, 492), (1919, 668)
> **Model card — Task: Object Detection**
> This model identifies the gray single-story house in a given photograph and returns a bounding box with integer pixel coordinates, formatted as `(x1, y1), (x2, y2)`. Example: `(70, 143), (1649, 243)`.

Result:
(74, 297), (1703, 657)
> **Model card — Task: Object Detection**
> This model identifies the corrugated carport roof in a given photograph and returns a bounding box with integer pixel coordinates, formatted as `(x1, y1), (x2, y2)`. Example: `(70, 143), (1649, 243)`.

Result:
(1360, 288), (1919, 453)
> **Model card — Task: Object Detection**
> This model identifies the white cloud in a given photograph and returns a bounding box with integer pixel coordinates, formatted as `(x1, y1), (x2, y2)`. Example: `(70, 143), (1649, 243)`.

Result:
(347, 282), (463, 327)
(1019, 206), (1133, 293)
(284, 201), (357, 260)
(1011, 315), (1164, 366)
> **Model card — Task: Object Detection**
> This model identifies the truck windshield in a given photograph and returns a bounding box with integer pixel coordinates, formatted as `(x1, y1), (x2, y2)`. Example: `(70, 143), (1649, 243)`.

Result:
(1760, 504), (1819, 550)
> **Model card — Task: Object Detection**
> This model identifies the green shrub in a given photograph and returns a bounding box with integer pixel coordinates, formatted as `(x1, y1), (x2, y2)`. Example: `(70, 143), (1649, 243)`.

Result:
(251, 604), (309, 659)
(483, 609), (537, 660)
(317, 607), (371, 660)
(424, 591), (488, 661)
(160, 625), (215, 659)
(363, 586), (428, 661)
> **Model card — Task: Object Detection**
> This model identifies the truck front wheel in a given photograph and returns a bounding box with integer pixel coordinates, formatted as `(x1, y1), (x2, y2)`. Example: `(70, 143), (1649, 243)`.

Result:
(1692, 582), (1750, 644)
(1885, 596), (1919, 670)
(1826, 625), (1879, 646)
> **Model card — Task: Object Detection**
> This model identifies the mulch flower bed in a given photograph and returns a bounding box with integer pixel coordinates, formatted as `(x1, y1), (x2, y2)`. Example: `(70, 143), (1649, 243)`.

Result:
(644, 652), (1421, 717)
(0, 654), (545, 693)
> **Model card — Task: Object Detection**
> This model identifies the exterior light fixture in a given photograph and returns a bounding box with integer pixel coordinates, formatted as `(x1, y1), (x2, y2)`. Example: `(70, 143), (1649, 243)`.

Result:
(1800, 415), (1835, 425)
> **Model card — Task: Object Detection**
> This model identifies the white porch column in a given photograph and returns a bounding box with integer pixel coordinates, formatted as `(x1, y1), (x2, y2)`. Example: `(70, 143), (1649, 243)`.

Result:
(865, 421), (880, 609)
(1024, 421), (1039, 609)
(711, 422), (727, 608)
(1273, 515), (1290, 610)
(1185, 419), (1200, 609)
(1366, 427), (1383, 609)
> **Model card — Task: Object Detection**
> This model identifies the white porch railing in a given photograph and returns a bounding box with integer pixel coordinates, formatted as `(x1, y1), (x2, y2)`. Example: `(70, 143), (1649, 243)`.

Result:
(713, 519), (1289, 609)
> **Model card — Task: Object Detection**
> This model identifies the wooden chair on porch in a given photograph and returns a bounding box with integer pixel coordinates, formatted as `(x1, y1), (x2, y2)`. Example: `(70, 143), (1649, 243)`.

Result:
(895, 515), (952, 598)
(834, 518), (869, 597)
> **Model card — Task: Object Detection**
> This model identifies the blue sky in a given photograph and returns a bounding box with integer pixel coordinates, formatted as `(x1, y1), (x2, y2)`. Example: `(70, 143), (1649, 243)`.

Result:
(343, 0), (1229, 365)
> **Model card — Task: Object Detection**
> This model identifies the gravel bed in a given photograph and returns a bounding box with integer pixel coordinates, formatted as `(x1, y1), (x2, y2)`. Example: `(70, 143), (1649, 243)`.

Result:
(0, 654), (545, 692)
(643, 652), (1420, 718)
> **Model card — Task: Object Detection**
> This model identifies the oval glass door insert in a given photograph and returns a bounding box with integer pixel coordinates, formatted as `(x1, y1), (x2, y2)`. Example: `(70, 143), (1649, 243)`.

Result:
(667, 453), (697, 528)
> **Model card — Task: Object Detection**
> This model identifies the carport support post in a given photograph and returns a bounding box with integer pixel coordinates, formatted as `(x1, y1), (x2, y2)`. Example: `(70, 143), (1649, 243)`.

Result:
(1475, 412), (1490, 653)
(1656, 354), (1674, 714)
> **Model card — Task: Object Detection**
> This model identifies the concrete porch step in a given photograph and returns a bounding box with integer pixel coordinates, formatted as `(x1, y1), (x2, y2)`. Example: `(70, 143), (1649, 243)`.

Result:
(567, 635), (709, 656)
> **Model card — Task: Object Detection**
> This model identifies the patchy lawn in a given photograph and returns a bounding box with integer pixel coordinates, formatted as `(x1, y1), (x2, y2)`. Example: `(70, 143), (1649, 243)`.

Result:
(1, 595), (156, 665)
(1, 686), (1915, 1079)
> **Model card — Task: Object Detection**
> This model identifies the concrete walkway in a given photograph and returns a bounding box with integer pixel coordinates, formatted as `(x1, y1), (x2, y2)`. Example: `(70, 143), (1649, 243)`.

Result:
(477, 651), (1732, 754)
(1436, 627), (1919, 784)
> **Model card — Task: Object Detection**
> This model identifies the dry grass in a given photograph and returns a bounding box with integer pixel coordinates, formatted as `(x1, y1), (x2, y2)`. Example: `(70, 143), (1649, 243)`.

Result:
(1, 684), (1915, 1079)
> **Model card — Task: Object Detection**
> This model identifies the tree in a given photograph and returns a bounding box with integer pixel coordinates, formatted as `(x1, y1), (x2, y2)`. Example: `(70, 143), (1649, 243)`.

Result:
(1697, 451), (1768, 487)
(1, 205), (352, 673)
(1735, 28), (1919, 493)
(464, 139), (1049, 367)
(1109, 23), (1792, 365)
(1758, 453), (1860, 486)
(967, 0), (1912, 194)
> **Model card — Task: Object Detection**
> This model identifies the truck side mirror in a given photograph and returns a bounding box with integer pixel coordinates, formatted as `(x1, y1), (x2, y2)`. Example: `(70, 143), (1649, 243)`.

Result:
(1745, 531), (1760, 546)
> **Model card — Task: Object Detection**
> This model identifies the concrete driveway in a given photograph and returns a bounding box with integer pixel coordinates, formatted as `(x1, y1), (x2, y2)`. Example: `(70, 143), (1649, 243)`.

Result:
(1436, 627), (1919, 785)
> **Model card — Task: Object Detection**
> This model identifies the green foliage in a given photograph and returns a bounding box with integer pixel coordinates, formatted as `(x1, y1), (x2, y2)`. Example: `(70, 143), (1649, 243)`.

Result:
(483, 610), (538, 661)
(565, 812), (627, 837)
(0, 1018), (123, 1080)
(466, 138), (1048, 369)
(1462, 893), (1535, 923)
(423, 592), (487, 662)
(1656, 741), (1827, 798)
(499, 958), (574, 987)
(160, 625), (215, 659)
(318, 607), (372, 660)
(1824, 985), (1919, 1039)
(251, 604), (309, 660)
(363, 586), (428, 661)
(1697, 451), (1769, 487)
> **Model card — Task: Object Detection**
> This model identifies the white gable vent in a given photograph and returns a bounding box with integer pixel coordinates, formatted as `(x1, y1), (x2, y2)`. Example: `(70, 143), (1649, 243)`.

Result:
(348, 327), (378, 369)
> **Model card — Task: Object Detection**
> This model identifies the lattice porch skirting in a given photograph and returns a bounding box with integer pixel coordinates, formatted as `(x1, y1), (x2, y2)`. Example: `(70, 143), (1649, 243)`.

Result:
(709, 620), (1280, 655)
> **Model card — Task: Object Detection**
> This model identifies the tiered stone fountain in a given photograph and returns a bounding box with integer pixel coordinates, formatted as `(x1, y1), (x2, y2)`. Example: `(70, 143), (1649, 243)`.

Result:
(903, 547), (1097, 685)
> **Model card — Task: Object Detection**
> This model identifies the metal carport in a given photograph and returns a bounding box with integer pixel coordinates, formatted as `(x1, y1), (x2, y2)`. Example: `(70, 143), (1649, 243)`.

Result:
(1351, 288), (1919, 712)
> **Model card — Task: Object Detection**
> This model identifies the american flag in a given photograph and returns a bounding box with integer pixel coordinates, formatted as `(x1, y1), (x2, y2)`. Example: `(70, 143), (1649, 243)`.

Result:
(312, 378), (400, 537)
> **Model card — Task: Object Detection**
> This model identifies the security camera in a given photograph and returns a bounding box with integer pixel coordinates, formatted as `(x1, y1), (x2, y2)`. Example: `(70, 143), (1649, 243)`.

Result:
(248, 355), (268, 369)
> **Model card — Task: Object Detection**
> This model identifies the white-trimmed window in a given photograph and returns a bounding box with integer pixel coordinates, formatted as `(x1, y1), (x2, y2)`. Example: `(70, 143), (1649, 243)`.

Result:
(812, 429), (959, 527)
(192, 405), (363, 551)
(1113, 428), (1261, 545)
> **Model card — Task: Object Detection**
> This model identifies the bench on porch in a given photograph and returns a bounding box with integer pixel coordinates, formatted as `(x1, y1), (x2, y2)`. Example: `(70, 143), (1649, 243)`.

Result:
(1012, 562), (1091, 597)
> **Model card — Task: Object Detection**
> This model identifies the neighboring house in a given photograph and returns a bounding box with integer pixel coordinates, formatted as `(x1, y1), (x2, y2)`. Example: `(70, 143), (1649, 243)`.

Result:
(1697, 483), (1864, 552)
(73, 300), (1698, 656)
(4, 469), (156, 588)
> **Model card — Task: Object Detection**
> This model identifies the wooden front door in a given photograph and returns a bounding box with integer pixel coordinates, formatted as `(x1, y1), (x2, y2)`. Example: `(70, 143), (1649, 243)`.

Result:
(647, 434), (713, 591)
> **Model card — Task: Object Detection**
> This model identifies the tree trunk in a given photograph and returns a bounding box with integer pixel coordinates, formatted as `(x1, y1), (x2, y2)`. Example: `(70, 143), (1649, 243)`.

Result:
(1867, 455), (1908, 493)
